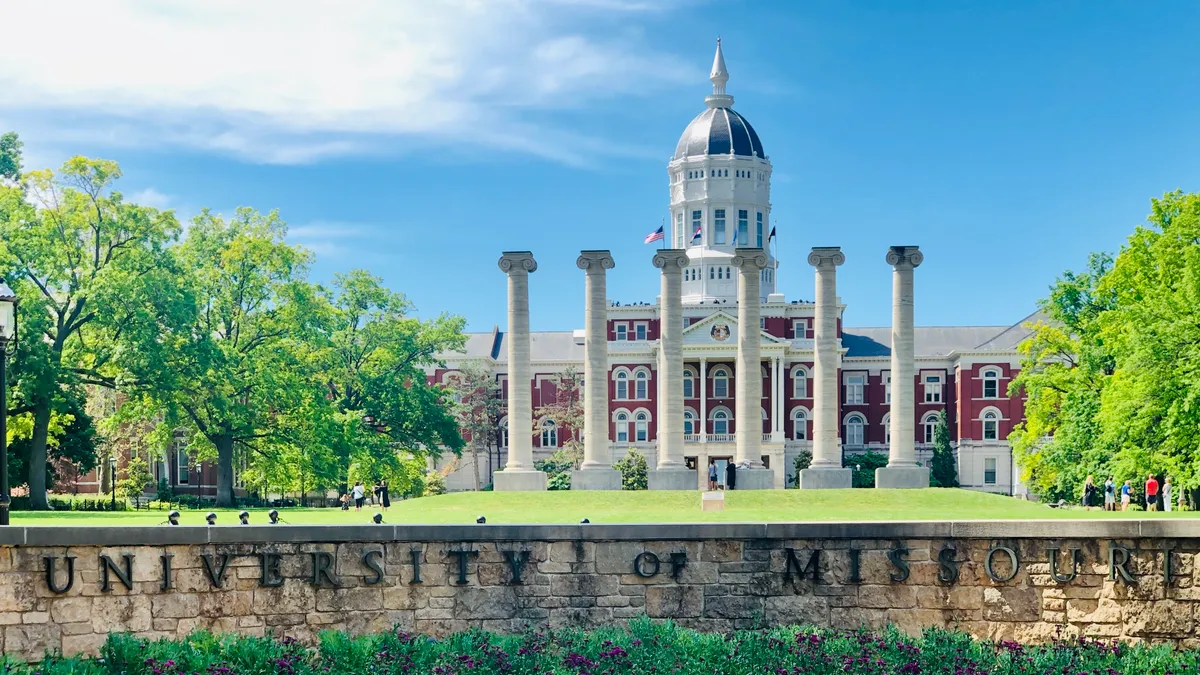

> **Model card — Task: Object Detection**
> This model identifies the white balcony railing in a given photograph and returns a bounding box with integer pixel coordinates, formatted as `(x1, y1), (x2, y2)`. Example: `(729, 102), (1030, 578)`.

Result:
(684, 434), (700, 443)
(708, 434), (733, 443)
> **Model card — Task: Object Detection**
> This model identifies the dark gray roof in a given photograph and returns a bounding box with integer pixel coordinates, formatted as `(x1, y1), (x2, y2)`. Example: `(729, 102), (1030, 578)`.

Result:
(674, 107), (765, 160)
(842, 326), (1012, 358)
(972, 310), (1047, 351)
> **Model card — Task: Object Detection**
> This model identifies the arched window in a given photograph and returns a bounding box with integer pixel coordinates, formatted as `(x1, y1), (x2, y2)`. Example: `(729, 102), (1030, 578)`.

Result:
(712, 368), (729, 398)
(615, 412), (629, 443)
(709, 267), (715, 280)
(982, 368), (1001, 399)
(882, 413), (890, 446)
(635, 412), (649, 442)
(683, 368), (696, 399)
(762, 407), (770, 434)
(845, 414), (865, 446)
(792, 367), (808, 399)
(499, 418), (509, 448)
(792, 408), (807, 441)
(982, 410), (999, 440)
(541, 420), (558, 448)
(713, 410), (730, 436)
(684, 410), (696, 435)
(615, 371), (629, 400)
(635, 371), (649, 399)
(922, 413), (939, 444)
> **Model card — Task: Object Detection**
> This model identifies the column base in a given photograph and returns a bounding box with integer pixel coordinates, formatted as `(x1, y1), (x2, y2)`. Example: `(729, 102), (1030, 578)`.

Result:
(648, 467), (697, 491)
(493, 470), (548, 492)
(798, 467), (853, 489)
(731, 467), (775, 490)
(875, 466), (930, 489)
(571, 468), (623, 491)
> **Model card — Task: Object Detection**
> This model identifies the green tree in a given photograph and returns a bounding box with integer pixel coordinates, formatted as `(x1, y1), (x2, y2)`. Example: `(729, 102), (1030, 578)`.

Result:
(533, 368), (584, 459)
(613, 448), (648, 490)
(117, 455), (153, 504)
(448, 363), (505, 490)
(846, 451), (889, 488)
(0, 132), (22, 183)
(791, 449), (812, 488)
(929, 410), (959, 488)
(0, 156), (178, 508)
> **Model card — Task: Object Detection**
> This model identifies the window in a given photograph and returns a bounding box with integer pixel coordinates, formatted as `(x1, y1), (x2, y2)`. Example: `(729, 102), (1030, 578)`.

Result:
(616, 413), (629, 443)
(635, 323), (647, 341)
(635, 412), (649, 442)
(846, 415), (865, 446)
(726, 266), (731, 278)
(684, 410), (696, 435)
(792, 409), (807, 441)
(499, 419), (509, 447)
(674, 212), (684, 248)
(615, 324), (627, 341)
(737, 210), (748, 246)
(792, 319), (806, 338)
(756, 212), (763, 248)
(983, 411), (999, 440)
(692, 210), (702, 246)
(713, 410), (729, 435)
(846, 375), (865, 405)
(635, 371), (649, 399)
(793, 367), (808, 399)
(683, 369), (695, 399)
(984, 458), (997, 485)
(760, 317), (766, 329)
(541, 420), (558, 448)
(615, 372), (629, 400)
(713, 368), (729, 398)
(885, 374), (891, 405)
(924, 375), (942, 403)
(883, 414), (891, 445)
(173, 430), (189, 485)
(713, 209), (726, 245)
(922, 414), (938, 444)
(982, 369), (1001, 398)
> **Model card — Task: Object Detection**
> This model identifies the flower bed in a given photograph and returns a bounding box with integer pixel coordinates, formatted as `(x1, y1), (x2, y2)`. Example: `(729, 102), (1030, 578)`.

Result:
(6, 621), (1198, 674)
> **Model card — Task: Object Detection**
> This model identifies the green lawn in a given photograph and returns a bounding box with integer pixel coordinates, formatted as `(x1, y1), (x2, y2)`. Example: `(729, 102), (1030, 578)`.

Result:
(10, 489), (1198, 525)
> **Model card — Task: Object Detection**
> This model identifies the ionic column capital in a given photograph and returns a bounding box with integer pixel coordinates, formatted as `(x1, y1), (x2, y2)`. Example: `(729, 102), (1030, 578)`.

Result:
(808, 246), (845, 268)
(652, 249), (690, 272)
(577, 250), (615, 272)
(731, 247), (769, 270)
(499, 251), (538, 274)
(886, 245), (923, 269)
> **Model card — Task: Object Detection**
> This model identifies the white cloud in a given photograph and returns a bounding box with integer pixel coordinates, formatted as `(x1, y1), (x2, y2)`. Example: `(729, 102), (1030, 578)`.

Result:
(0, 1), (697, 165)
(128, 187), (174, 210)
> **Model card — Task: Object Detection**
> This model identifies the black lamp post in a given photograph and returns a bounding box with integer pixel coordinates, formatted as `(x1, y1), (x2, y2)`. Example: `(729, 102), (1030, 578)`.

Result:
(109, 456), (117, 510)
(0, 280), (18, 526)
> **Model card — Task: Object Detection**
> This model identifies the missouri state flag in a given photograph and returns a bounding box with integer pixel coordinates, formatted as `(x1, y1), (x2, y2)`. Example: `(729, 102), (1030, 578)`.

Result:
(644, 225), (665, 244)
(692, 224), (702, 242)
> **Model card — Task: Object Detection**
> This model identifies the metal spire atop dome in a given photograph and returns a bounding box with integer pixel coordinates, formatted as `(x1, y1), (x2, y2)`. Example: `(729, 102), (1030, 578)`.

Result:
(706, 38), (734, 109)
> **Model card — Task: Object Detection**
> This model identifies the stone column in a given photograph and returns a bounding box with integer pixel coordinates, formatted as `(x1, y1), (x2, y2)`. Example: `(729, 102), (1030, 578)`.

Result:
(699, 357), (708, 444)
(649, 249), (696, 490)
(732, 248), (774, 489)
(877, 246), (930, 489)
(494, 252), (547, 491)
(799, 247), (852, 489)
(571, 251), (622, 490)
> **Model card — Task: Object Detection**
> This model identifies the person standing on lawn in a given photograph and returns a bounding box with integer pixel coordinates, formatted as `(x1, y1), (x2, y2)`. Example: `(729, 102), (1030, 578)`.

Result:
(725, 461), (736, 491)
(1104, 477), (1115, 511)
(379, 479), (391, 511)
(352, 481), (365, 511)
(708, 459), (718, 491)
(1146, 473), (1159, 512)
(1162, 476), (1173, 513)
(1121, 480), (1132, 511)
(1082, 475), (1097, 511)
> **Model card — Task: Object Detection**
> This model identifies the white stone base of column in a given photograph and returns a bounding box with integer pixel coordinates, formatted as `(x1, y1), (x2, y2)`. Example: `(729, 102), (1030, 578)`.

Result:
(493, 470), (548, 492)
(648, 468), (698, 491)
(570, 469), (623, 491)
(731, 468), (776, 490)
(875, 466), (930, 489)
(798, 468), (853, 489)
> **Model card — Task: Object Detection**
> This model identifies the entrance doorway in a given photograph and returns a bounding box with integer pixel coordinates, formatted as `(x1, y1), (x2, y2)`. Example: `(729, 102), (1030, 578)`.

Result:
(710, 456), (733, 489)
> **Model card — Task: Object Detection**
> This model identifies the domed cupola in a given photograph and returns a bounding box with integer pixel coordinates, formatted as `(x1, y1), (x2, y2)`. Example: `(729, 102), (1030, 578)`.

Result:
(672, 38), (766, 161)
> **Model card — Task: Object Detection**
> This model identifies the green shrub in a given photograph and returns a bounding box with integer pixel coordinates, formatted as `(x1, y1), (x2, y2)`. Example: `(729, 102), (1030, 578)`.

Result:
(613, 449), (648, 490)
(845, 450), (889, 488)
(155, 477), (174, 503)
(791, 450), (813, 487)
(425, 471), (447, 497)
(534, 447), (580, 491)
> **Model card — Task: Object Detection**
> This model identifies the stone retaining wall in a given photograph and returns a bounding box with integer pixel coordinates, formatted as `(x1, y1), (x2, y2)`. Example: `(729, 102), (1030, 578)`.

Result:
(1, 521), (1198, 660)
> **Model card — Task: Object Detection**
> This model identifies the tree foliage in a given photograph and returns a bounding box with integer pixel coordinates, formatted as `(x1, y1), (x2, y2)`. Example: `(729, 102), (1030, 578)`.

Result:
(613, 448), (648, 490)
(533, 368), (584, 456)
(448, 363), (504, 490)
(1011, 191), (1200, 504)
(929, 410), (959, 488)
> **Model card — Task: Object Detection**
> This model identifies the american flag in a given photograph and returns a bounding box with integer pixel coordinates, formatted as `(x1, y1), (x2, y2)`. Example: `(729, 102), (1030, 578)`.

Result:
(644, 226), (664, 244)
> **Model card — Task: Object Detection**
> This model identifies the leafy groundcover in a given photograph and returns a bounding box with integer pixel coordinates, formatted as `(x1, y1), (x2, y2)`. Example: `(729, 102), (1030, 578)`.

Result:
(6, 620), (1198, 674)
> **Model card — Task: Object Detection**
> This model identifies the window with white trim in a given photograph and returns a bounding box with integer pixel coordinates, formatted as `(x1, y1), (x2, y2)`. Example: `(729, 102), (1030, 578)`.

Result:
(635, 323), (647, 341)
(793, 367), (808, 399)
(712, 410), (730, 435)
(713, 209), (726, 245)
(982, 411), (999, 440)
(683, 369), (695, 399)
(982, 368), (1001, 398)
(883, 414), (891, 445)
(984, 458), (997, 484)
(845, 375), (865, 405)
(737, 209), (749, 246)
(924, 374), (942, 403)
(499, 419), (509, 447)
(674, 212), (684, 248)
(635, 371), (649, 399)
(615, 324), (627, 341)
(884, 374), (891, 405)
(845, 414), (865, 446)
(635, 412), (649, 442)
(792, 319), (806, 338)
(615, 413), (629, 443)
(684, 410), (696, 435)
(922, 414), (938, 444)
(692, 210), (702, 246)
(713, 368), (729, 398)
(756, 212), (764, 248)
(615, 372), (629, 400)
(541, 420), (558, 448)
(792, 409), (807, 441)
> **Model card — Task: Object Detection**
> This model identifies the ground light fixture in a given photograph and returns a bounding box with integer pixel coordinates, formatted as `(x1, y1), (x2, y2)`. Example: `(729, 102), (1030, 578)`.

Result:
(167, 510), (180, 526)
(205, 512), (217, 526)
(580, 518), (590, 524)
(476, 516), (486, 524)
(268, 509), (280, 524)
(239, 510), (250, 525)
(0, 279), (16, 526)
(372, 513), (384, 524)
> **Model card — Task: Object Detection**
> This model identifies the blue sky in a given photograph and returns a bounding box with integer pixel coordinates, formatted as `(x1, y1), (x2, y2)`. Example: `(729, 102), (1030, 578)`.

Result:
(3, 1), (1198, 332)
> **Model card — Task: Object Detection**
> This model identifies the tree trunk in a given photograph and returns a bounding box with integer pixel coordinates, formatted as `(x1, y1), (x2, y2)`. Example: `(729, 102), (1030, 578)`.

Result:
(214, 435), (236, 508)
(471, 441), (481, 491)
(27, 402), (52, 510)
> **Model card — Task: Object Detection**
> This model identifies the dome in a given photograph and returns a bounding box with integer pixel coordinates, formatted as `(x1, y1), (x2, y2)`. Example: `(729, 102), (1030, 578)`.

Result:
(673, 107), (765, 161)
